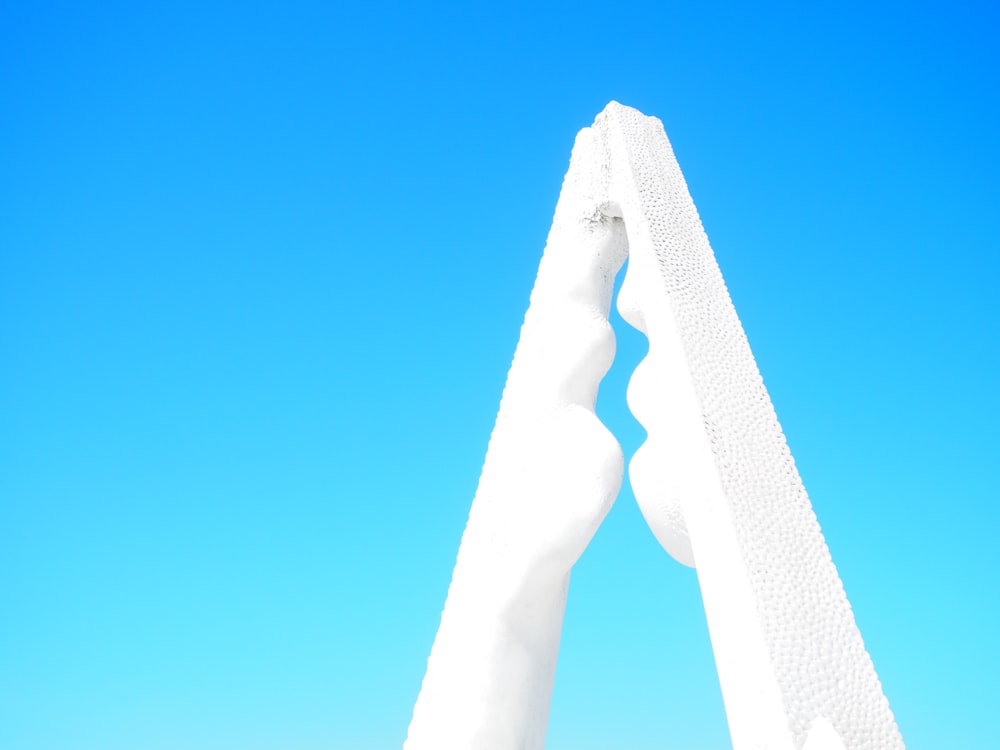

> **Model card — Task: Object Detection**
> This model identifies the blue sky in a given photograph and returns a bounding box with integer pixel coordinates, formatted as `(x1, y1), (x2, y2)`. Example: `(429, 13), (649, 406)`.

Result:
(2, 1), (997, 748)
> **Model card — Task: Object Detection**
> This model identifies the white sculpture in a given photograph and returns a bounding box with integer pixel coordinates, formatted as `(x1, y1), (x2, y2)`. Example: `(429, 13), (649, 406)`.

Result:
(405, 102), (904, 750)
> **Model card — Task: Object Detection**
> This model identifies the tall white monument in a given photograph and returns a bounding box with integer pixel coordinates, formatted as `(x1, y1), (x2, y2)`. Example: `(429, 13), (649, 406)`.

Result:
(405, 102), (904, 750)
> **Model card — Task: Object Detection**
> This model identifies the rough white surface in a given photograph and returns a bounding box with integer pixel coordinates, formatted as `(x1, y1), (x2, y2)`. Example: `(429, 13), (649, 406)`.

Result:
(406, 102), (904, 750)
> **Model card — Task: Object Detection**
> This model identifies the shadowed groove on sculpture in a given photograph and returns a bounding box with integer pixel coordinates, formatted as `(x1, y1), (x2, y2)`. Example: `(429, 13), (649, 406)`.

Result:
(405, 102), (904, 750)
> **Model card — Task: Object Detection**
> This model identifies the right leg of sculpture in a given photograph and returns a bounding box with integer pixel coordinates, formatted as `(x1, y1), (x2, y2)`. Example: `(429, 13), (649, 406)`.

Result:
(404, 125), (628, 750)
(601, 102), (903, 750)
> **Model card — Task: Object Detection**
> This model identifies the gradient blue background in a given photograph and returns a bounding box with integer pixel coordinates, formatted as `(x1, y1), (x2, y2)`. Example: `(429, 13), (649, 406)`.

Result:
(2, 1), (997, 748)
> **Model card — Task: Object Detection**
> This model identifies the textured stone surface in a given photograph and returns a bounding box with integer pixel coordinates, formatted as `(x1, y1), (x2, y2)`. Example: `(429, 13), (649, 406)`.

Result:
(406, 102), (904, 750)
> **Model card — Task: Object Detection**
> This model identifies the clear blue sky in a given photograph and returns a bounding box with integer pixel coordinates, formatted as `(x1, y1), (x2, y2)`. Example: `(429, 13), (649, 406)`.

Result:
(2, 1), (997, 748)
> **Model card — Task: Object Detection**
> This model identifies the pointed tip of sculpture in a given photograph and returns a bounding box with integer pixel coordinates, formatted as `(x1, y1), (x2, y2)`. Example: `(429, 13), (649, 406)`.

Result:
(603, 99), (651, 113)
(595, 101), (662, 129)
